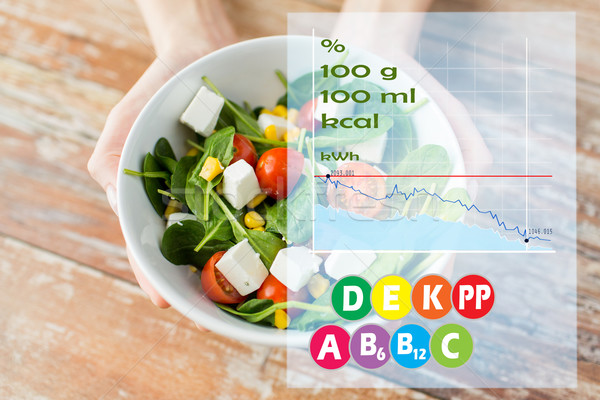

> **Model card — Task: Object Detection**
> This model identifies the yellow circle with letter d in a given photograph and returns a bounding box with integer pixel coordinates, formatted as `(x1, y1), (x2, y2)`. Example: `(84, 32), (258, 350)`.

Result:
(371, 275), (412, 320)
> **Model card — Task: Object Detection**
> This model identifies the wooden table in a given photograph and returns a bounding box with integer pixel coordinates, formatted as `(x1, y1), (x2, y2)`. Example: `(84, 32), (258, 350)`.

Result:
(0, 0), (598, 398)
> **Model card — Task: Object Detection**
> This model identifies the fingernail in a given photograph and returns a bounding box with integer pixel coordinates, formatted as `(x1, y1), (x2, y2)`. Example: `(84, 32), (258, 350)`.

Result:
(106, 184), (118, 216)
(194, 322), (209, 332)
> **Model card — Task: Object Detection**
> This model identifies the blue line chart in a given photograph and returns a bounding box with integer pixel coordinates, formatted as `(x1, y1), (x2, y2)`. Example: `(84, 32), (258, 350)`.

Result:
(317, 176), (551, 243)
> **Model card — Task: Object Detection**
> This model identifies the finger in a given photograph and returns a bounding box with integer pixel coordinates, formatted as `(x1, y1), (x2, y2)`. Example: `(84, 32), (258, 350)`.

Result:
(87, 93), (148, 193)
(127, 246), (170, 309)
(88, 59), (177, 194)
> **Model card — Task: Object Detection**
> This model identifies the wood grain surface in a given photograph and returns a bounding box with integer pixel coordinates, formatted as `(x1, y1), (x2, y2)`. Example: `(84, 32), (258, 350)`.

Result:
(0, 0), (598, 399)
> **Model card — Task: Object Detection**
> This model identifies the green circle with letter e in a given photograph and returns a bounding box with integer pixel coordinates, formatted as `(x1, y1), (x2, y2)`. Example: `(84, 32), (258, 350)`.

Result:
(430, 324), (473, 368)
(331, 276), (372, 320)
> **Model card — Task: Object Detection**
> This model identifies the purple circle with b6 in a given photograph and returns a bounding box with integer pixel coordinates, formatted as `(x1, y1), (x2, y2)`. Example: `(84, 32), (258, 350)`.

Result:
(349, 324), (391, 369)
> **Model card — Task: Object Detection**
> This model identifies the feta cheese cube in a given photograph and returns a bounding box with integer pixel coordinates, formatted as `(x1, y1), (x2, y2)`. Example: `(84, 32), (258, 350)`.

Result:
(324, 251), (377, 280)
(180, 86), (224, 137)
(221, 159), (263, 209)
(345, 131), (388, 164)
(270, 247), (323, 292)
(314, 94), (355, 121)
(166, 212), (197, 229)
(257, 114), (293, 140)
(215, 239), (268, 295)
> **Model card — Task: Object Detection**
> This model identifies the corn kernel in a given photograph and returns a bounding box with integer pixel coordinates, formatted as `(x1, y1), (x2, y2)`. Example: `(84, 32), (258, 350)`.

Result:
(264, 124), (278, 140)
(285, 127), (301, 142)
(260, 108), (272, 115)
(164, 199), (183, 218)
(272, 105), (287, 118)
(199, 156), (224, 182)
(186, 147), (199, 157)
(287, 108), (299, 124)
(247, 193), (267, 208)
(274, 309), (290, 330)
(307, 274), (330, 299)
(244, 211), (265, 228)
(252, 226), (265, 232)
(189, 266), (198, 273)
(216, 181), (224, 195)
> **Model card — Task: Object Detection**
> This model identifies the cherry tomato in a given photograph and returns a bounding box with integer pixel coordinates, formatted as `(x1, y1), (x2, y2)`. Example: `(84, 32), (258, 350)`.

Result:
(297, 98), (320, 132)
(201, 251), (246, 304)
(257, 275), (310, 318)
(255, 148), (304, 199)
(326, 162), (386, 218)
(257, 274), (287, 304)
(231, 134), (257, 167)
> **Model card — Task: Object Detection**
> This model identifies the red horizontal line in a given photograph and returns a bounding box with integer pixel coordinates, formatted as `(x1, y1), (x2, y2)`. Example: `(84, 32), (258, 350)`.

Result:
(314, 174), (553, 178)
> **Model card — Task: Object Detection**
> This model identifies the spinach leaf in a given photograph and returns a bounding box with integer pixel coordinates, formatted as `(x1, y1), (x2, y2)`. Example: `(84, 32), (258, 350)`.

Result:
(243, 228), (287, 267)
(230, 101), (262, 138)
(217, 300), (332, 325)
(252, 106), (264, 119)
(342, 80), (393, 115)
(265, 200), (284, 235)
(142, 152), (169, 216)
(236, 299), (276, 326)
(265, 176), (313, 243)
(436, 187), (471, 222)
(237, 298), (274, 313)
(391, 144), (452, 195)
(189, 127), (236, 220)
(215, 103), (235, 131)
(288, 70), (336, 109)
(171, 155), (198, 204)
(274, 69), (288, 107)
(202, 76), (263, 137)
(211, 191), (285, 267)
(276, 93), (287, 107)
(123, 169), (170, 180)
(189, 127), (236, 186)
(161, 220), (233, 267)
(275, 69), (288, 89)
(185, 167), (204, 217)
(312, 115), (393, 148)
(339, 79), (415, 163)
(194, 217), (234, 252)
(153, 137), (178, 173)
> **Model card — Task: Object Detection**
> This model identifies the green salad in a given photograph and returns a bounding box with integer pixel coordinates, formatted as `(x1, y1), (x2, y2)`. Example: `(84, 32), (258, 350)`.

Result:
(125, 68), (465, 331)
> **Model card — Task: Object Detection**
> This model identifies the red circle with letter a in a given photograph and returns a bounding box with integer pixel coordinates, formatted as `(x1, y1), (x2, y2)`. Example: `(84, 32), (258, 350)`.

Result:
(309, 325), (351, 369)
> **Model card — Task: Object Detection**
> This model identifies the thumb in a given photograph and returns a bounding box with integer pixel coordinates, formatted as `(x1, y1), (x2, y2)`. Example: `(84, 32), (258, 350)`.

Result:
(88, 59), (173, 213)
(87, 103), (137, 216)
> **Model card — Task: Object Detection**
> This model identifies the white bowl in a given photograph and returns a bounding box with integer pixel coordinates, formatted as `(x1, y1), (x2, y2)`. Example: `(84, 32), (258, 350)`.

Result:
(117, 36), (463, 347)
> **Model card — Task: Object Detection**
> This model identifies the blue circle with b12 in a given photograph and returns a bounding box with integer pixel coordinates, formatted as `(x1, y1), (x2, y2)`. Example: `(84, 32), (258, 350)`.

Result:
(390, 324), (431, 368)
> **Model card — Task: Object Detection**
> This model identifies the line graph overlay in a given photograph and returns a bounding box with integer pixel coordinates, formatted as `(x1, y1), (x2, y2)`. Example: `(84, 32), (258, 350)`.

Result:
(318, 176), (551, 244)
(315, 174), (553, 178)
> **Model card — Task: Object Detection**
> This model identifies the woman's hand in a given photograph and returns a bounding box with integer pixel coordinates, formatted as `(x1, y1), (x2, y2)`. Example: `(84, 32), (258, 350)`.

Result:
(88, 0), (236, 308)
